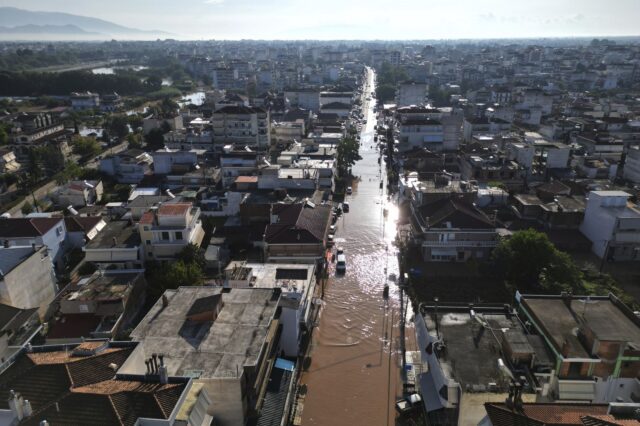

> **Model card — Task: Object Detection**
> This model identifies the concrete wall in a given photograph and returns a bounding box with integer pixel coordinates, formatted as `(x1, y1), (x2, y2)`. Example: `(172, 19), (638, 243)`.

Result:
(0, 248), (56, 318)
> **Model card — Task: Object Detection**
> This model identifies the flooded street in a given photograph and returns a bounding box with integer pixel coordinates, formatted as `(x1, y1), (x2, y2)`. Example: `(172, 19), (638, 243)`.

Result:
(300, 69), (410, 425)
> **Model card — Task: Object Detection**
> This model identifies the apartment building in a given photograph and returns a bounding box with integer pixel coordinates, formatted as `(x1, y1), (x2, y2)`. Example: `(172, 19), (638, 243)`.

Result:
(211, 105), (271, 148)
(138, 202), (205, 260)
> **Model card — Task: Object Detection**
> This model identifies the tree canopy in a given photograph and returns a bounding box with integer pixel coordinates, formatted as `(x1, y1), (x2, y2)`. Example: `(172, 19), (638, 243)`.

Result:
(336, 136), (362, 177)
(491, 229), (582, 293)
(72, 136), (101, 158)
(144, 128), (165, 150)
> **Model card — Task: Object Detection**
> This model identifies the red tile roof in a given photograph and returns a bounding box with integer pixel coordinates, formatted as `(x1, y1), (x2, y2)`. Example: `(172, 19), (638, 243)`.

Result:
(0, 344), (134, 415)
(484, 402), (610, 426)
(0, 217), (63, 238)
(235, 175), (259, 183)
(157, 203), (191, 216)
(139, 211), (155, 225)
(64, 216), (103, 233)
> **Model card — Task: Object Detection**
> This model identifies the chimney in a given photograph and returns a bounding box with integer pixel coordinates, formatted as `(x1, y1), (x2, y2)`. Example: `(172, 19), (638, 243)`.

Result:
(112, 237), (117, 247)
(162, 294), (168, 308)
(8, 390), (24, 420)
(145, 359), (151, 374)
(3, 240), (8, 248)
(152, 354), (158, 373)
(158, 355), (168, 384)
(32, 243), (36, 252)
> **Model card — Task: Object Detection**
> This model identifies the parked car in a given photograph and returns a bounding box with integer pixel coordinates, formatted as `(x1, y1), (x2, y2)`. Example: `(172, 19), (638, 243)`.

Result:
(336, 254), (347, 273)
(343, 202), (350, 212)
(346, 186), (352, 195)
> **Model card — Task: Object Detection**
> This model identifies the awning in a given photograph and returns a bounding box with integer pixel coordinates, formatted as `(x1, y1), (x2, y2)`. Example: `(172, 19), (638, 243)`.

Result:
(274, 358), (295, 372)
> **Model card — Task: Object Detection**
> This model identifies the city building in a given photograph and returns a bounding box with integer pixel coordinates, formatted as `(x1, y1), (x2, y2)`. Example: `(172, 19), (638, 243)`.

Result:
(580, 190), (640, 262)
(0, 217), (67, 271)
(517, 292), (640, 403)
(70, 91), (100, 110)
(126, 286), (283, 425)
(397, 81), (428, 107)
(138, 202), (205, 261)
(0, 246), (56, 318)
(211, 106), (271, 147)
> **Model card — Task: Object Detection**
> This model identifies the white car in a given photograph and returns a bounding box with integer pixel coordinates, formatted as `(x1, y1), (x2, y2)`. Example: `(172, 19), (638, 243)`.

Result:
(336, 254), (347, 273)
(346, 186), (352, 194)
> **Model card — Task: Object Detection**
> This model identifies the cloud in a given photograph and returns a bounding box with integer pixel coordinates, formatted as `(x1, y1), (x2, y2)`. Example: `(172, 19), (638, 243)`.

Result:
(203, 0), (224, 4)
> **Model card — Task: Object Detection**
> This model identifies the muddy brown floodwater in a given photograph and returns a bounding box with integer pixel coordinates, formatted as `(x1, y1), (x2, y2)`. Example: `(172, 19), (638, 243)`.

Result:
(300, 69), (412, 426)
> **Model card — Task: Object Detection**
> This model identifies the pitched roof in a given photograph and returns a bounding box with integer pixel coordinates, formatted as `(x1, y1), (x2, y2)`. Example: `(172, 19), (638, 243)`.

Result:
(64, 216), (104, 233)
(265, 204), (331, 245)
(0, 344), (134, 415)
(0, 217), (62, 238)
(0, 246), (39, 275)
(0, 303), (37, 334)
(321, 102), (351, 110)
(214, 105), (266, 114)
(418, 197), (495, 229)
(23, 379), (186, 426)
(484, 402), (610, 426)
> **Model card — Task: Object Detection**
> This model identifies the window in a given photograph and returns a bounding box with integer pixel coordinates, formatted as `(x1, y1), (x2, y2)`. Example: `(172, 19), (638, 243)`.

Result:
(175, 231), (183, 240)
(161, 232), (170, 241)
(146, 240), (151, 245)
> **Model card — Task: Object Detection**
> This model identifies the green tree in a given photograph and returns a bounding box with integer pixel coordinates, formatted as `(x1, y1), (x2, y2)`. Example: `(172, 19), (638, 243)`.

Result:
(145, 128), (165, 150)
(177, 243), (207, 270)
(144, 75), (162, 92)
(126, 133), (143, 149)
(105, 115), (130, 140)
(26, 149), (43, 185)
(336, 136), (362, 177)
(0, 126), (8, 145)
(376, 84), (396, 102)
(72, 136), (101, 158)
(21, 201), (33, 215)
(147, 260), (204, 298)
(491, 229), (582, 293)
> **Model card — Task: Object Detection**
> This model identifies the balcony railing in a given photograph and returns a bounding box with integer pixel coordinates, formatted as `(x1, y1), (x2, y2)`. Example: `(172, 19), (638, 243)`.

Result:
(422, 240), (498, 248)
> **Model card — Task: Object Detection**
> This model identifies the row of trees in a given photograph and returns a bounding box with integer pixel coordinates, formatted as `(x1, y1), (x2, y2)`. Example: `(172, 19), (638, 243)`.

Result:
(0, 70), (158, 96)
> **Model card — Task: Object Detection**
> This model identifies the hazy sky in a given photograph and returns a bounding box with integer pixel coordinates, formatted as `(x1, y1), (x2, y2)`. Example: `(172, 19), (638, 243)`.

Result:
(2, 0), (640, 40)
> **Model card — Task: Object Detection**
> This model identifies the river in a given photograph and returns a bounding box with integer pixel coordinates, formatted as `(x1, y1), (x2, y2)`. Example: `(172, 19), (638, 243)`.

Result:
(300, 68), (410, 425)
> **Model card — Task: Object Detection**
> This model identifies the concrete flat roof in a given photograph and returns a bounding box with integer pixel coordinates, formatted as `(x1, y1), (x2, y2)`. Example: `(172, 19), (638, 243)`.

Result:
(524, 296), (640, 354)
(423, 310), (524, 388)
(130, 286), (279, 379)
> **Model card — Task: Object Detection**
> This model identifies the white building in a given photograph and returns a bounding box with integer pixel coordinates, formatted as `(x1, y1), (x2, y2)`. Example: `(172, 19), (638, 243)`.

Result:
(397, 82), (428, 107)
(138, 202), (205, 261)
(211, 105), (271, 147)
(224, 262), (316, 357)
(211, 67), (238, 90)
(70, 91), (100, 110)
(151, 148), (198, 175)
(580, 191), (640, 261)
(0, 246), (56, 318)
(623, 145), (640, 184)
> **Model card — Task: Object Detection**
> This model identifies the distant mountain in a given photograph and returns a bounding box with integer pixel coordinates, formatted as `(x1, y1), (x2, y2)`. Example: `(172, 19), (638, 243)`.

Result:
(0, 7), (171, 39)
(0, 24), (100, 35)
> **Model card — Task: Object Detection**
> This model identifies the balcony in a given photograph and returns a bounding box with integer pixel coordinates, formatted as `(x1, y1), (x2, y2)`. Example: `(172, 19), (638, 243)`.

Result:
(422, 240), (498, 248)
